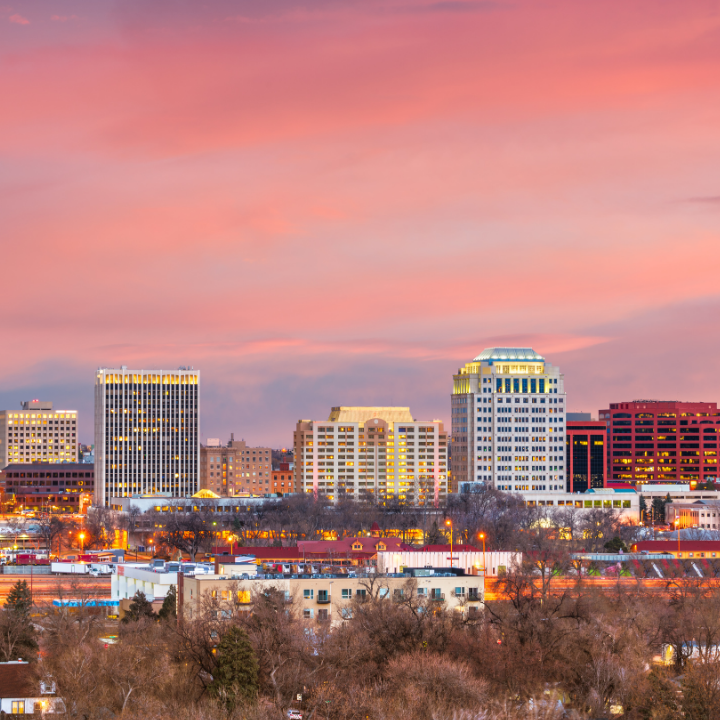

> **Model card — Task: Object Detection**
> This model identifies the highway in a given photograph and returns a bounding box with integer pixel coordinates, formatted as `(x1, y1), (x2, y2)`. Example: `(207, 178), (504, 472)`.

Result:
(0, 574), (111, 604)
(483, 576), (720, 602)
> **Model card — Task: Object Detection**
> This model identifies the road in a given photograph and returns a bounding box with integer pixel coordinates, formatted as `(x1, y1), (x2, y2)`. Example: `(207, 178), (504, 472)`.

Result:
(483, 576), (720, 601)
(0, 574), (111, 604)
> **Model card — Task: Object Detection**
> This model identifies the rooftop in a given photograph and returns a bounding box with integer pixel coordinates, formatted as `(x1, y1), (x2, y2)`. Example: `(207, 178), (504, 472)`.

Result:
(472, 347), (545, 363)
(327, 407), (414, 423)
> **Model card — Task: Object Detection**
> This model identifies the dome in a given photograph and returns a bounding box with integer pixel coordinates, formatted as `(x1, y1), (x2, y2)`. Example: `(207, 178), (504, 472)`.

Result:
(472, 347), (545, 362)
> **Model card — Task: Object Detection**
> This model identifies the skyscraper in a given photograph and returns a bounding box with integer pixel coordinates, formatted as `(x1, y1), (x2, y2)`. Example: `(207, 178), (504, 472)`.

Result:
(94, 367), (200, 506)
(451, 348), (566, 493)
(0, 401), (78, 467)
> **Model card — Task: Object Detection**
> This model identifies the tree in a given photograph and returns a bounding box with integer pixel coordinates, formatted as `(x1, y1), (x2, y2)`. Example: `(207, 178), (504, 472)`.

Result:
(209, 626), (259, 710)
(163, 509), (214, 561)
(639, 495), (648, 523)
(0, 580), (37, 662)
(604, 536), (627, 553)
(5, 580), (32, 616)
(159, 586), (177, 621)
(682, 662), (720, 720)
(122, 591), (156, 623)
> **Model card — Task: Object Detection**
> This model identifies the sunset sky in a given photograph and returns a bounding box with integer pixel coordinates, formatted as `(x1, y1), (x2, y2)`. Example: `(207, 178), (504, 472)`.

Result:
(2, 0), (720, 447)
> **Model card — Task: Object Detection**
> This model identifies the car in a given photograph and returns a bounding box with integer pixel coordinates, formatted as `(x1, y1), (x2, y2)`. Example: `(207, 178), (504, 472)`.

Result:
(287, 711), (303, 720)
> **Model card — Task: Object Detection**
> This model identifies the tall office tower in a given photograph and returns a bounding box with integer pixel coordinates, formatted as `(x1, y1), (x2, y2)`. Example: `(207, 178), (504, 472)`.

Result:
(294, 407), (448, 506)
(0, 401), (78, 467)
(94, 368), (200, 507)
(599, 400), (720, 485)
(451, 348), (566, 493)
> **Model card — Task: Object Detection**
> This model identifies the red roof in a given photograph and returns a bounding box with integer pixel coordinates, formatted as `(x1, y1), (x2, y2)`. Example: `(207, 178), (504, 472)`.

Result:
(633, 541), (720, 553)
(0, 663), (35, 699)
(298, 537), (409, 556)
(213, 546), (301, 561)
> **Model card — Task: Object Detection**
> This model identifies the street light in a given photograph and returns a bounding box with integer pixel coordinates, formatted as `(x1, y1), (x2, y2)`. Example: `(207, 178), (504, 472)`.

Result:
(79, 532), (85, 553)
(674, 518), (681, 557)
(478, 532), (486, 577)
(445, 519), (453, 568)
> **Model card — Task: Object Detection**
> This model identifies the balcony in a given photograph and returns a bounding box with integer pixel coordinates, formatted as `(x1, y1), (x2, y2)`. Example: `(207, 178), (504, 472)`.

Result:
(429, 593), (445, 602)
(468, 592), (481, 602)
(316, 593), (331, 604)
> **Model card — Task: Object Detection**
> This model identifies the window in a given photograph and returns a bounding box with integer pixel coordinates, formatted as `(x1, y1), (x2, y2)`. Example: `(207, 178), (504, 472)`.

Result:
(341, 589), (351, 599)
(303, 609), (314, 619)
(356, 589), (367, 599)
(454, 587), (465, 596)
(303, 589), (314, 599)
(417, 587), (427, 596)
(12, 702), (25, 714)
(317, 608), (329, 621)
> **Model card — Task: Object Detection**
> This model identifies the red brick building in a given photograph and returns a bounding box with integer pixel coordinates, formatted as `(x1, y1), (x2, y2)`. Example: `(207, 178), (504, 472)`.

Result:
(599, 401), (720, 485)
(271, 462), (294, 494)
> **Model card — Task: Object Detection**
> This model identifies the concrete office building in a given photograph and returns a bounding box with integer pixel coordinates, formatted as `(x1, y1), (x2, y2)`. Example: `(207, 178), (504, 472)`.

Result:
(0, 401), (78, 467)
(451, 348), (566, 493)
(94, 368), (200, 507)
(599, 400), (720, 485)
(294, 407), (448, 505)
(200, 435), (272, 496)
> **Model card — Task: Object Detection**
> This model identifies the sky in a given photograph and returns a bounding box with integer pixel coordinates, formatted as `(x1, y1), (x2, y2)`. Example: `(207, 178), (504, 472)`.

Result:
(1, 0), (720, 448)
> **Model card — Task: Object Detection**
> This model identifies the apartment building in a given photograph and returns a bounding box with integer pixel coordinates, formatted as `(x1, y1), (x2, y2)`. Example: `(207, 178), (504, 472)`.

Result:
(294, 407), (448, 505)
(200, 435), (272, 496)
(599, 400), (720, 485)
(178, 571), (484, 627)
(451, 348), (566, 493)
(0, 401), (78, 467)
(94, 368), (200, 506)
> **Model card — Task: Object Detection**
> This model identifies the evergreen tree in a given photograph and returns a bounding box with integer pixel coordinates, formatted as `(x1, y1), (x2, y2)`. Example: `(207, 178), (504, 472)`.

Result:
(158, 585), (176, 620)
(639, 495), (648, 523)
(121, 591), (156, 623)
(209, 626), (259, 710)
(0, 580), (37, 662)
(4, 580), (32, 616)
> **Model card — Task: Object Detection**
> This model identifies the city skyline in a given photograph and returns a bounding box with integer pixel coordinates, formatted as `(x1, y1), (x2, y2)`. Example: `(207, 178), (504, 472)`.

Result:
(2, 1), (720, 447)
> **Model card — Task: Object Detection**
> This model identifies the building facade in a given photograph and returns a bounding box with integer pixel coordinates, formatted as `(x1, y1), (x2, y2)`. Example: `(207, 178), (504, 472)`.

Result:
(0, 462), (93, 513)
(178, 571), (484, 627)
(599, 401), (720, 485)
(451, 348), (566, 493)
(200, 435), (272, 496)
(271, 465), (294, 494)
(294, 407), (448, 505)
(566, 420), (607, 492)
(94, 368), (200, 507)
(0, 401), (78, 467)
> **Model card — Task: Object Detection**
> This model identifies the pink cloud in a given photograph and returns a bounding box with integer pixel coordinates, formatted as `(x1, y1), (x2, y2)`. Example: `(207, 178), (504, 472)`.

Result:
(9, 13), (29, 24)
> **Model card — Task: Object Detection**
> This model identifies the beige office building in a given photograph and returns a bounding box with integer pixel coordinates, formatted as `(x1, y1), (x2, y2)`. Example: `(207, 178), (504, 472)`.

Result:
(200, 435), (272, 496)
(0, 401), (78, 467)
(294, 407), (448, 506)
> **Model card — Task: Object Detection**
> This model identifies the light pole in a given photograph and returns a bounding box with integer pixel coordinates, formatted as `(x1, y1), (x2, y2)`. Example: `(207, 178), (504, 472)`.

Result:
(79, 532), (85, 553)
(478, 532), (486, 577)
(674, 518), (681, 556)
(445, 519), (453, 568)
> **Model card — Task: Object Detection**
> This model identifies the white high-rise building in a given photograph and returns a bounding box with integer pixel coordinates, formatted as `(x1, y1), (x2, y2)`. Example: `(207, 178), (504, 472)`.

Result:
(451, 348), (566, 493)
(94, 367), (200, 506)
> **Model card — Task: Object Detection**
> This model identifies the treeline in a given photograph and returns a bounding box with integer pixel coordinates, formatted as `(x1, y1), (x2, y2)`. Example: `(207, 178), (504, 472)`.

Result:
(80, 488), (644, 560)
(17, 569), (720, 719)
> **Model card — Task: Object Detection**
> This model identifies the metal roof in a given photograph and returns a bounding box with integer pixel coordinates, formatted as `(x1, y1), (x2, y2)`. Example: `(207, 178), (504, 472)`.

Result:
(472, 347), (545, 362)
